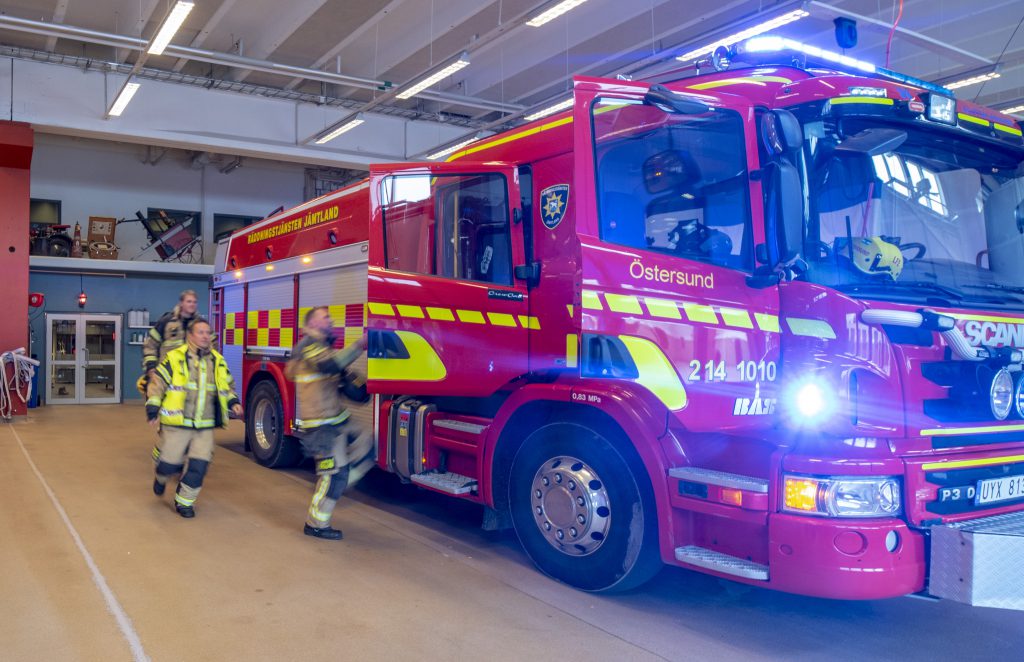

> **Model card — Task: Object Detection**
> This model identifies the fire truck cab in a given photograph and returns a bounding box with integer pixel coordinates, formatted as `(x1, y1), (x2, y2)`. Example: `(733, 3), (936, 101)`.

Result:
(213, 43), (1024, 606)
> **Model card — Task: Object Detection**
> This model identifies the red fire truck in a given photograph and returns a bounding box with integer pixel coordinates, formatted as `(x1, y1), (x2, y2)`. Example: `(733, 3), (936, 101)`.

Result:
(212, 40), (1024, 606)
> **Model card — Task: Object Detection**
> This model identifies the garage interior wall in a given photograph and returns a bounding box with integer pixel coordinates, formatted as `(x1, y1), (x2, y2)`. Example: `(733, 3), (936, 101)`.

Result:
(28, 269), (211, 402)
(30, 134), (309, 262)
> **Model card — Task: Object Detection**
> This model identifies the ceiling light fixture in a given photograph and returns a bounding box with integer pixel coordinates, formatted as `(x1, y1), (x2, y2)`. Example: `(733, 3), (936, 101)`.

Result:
(524, 97), (574, 121)
(108, 81), (141, 117)
(676, 8), (809, 62)
(147, 1), (195, 56)
(932, 64), (1002, 92)
(314, 114), (366, 145)
(396, 52), (470, 100)
(1000, 104), (1024, 116)
(744, 35), (875, 72)
(427, 134), (483, 161)
(944, 72), (1000, 90)
(526, 0), (591, 27)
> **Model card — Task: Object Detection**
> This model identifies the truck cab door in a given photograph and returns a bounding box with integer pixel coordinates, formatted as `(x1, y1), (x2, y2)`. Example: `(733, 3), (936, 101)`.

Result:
(366, 162), (530, 397)
(571, 77), (782, 435)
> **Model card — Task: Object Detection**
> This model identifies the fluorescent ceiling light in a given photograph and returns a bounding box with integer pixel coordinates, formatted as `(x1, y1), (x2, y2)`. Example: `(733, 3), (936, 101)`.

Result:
(676, 9), (809, 62)
(524, 97), (573, 121)
(944, 72), (1000, 90)
(1000, 104), (1024, 116)
(314, 114), (365, 145)
(744, 36), (875, 73)
(396, 53), (470, 100)
(526, 0), (590, 27)
(427, 135), (481, 160)
(147, 1), (195, 55)
(108, 81), (141, 117)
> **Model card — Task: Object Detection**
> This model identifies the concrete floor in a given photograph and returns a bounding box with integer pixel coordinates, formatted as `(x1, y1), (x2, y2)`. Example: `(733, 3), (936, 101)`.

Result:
(2, 405), (1023, 661)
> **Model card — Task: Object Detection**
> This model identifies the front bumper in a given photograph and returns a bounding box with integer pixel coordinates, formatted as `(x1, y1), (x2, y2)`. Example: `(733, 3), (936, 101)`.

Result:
(929, 510), (1024, 610)
(767, 513), (926, 600)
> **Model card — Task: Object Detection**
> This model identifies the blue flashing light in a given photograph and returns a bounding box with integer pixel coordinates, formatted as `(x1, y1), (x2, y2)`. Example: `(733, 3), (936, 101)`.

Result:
(740, 36), (955, 98)
(875, 67), (953, 97)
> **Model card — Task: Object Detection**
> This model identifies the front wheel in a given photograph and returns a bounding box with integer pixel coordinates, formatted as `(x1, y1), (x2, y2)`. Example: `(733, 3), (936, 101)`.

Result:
(509, 422), (661, 592)
(246, 381), (301, 468)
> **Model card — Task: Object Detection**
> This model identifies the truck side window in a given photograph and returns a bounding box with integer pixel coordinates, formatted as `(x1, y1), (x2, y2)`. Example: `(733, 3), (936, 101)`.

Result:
(381, 173), (513, 286)
(591, 98), (754, 271)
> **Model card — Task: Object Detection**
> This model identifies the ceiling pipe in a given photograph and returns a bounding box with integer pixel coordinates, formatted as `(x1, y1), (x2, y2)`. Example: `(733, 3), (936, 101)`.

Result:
(0, 15), (518, 114)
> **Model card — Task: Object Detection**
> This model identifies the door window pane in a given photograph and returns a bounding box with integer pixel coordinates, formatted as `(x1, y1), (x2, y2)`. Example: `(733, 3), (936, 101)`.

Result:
(381, 173), (512, 285)
(50, 364), (75, 400)
(51, 319), (77, 361)
(85, 321), (117, 361)
(84, 365), (116, 399)
(591, 99), (753, 271)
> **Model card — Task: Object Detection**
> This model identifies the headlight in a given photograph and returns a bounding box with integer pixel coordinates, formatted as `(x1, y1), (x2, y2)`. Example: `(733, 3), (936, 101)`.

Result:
(990, 368), (1013, 420)
(783, 474), (902, 518)
(926, 93), (956, 125)
(1014, 373), (1024, 419)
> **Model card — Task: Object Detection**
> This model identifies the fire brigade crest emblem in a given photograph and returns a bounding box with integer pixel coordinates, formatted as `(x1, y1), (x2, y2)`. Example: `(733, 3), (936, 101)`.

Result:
(539, 184), (569, 230)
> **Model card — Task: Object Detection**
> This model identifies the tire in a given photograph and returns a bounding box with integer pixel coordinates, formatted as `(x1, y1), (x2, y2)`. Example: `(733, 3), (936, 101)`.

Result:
(509, 421), (662, 592)
(246, 381), (302, 468)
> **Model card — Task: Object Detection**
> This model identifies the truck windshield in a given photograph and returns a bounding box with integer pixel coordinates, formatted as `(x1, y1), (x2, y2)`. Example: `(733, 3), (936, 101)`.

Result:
(800, 118), (1024, 309)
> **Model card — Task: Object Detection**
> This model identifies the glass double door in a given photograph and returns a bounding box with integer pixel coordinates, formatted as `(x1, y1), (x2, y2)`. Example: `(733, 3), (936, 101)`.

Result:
(46, 314), (121, 404)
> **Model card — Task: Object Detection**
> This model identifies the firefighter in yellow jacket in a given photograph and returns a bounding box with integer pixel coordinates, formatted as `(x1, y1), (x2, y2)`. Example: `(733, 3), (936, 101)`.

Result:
(146, 319), (243, 518)
(285, 306), (372, 540)
(140, 289), (201, 466)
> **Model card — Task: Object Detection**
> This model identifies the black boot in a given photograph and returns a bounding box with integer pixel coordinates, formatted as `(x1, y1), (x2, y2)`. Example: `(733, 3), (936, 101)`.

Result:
(304, 524), (342, 540)
(153, 478), (166, 496)
(175, 503), (195, 518)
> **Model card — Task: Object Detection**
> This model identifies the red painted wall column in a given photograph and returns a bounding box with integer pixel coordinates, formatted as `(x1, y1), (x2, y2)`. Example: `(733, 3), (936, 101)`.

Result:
(0, 121), (35, 416)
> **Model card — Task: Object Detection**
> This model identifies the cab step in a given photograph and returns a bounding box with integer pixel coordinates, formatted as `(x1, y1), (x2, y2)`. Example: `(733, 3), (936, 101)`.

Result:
(410, 471), (478, 495)
(675, 545), (769, 581)
(669, 467), (768, 493)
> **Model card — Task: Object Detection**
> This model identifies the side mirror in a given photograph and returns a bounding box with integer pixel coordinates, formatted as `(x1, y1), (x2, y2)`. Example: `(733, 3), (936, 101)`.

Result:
(746, 265), (781, 289)
(761, 109), (803, 155)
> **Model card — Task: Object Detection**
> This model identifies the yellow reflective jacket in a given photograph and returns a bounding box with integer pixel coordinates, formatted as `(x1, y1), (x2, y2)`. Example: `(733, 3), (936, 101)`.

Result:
(285, 327), (362, 430)
(142, 304), (198, 371)
(146, 344), (239, 428)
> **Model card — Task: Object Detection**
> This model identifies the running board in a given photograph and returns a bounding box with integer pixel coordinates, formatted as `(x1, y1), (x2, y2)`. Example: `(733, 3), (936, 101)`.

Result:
(410, 471), (478, 495)
(669, 467), (768, 493)
(675, 545), (769, 581)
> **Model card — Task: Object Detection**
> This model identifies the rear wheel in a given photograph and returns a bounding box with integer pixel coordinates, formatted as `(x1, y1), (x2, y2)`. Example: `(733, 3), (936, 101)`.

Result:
(246, 381), (301, 468)
(509, 422), (662, 592)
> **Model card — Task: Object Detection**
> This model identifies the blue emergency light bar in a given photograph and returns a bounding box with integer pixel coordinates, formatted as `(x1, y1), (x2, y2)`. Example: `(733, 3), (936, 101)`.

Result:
(741, 36), (954, 97)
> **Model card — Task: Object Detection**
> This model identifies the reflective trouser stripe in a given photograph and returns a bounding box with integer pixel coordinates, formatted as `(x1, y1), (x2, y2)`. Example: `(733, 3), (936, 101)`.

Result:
(307, 475), (332, 526)
(296, 411), (349, 429)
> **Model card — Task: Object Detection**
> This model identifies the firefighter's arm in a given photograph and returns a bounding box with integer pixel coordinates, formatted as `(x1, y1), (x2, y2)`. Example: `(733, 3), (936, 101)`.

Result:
(145, 360), (172, 421)
(224, 370), (242, 415)
(141, 315), (168, 371)
(327, 336), (367, 372)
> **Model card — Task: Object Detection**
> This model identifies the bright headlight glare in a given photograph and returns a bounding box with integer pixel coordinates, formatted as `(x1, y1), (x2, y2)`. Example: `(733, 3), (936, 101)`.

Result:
(782, 475), (902, 518)
(991, 369), (1013, 420)
(792, 381), (831, 419)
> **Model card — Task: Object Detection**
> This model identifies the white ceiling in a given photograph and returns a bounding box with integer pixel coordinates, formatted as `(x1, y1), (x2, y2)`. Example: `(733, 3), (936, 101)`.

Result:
(0, 0), (1021, 162)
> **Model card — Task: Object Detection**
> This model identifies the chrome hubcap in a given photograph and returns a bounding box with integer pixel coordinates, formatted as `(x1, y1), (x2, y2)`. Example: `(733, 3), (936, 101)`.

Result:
(530, 455), (611, 556)
(253, 399), (276, 451)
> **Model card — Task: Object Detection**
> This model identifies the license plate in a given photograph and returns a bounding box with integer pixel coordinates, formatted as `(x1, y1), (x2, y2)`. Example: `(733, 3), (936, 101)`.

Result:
(975, 475), (1024, 506)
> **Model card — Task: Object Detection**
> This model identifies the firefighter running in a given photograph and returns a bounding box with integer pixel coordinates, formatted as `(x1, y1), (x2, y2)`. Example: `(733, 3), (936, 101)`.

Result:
(140, 289), (202, 465)
(286, 306), (373, 540)
(146, 319), (243, 518)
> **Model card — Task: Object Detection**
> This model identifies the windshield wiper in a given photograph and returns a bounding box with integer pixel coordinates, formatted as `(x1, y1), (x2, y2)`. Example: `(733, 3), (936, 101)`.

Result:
(960, 282), (1024, 295)
(838, 280), (966, 302)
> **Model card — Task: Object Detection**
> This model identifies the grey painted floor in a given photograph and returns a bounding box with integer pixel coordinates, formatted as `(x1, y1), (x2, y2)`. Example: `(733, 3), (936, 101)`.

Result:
(2, 404), (1021, 661)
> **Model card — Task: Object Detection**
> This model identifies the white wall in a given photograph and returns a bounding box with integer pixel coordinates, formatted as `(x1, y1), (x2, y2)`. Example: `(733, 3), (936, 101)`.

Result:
(30, 133), (309, 263)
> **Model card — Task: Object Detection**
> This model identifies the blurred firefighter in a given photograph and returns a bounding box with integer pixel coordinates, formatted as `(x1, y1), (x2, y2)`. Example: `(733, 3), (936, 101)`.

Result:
(139, 289), (201, 466)
(146, 318), (242, 518)
(285, 306), (373, 540)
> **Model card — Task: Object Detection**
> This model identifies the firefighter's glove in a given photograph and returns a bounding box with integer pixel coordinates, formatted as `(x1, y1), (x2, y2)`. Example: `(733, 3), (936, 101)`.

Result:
(136, 374), (149, 395)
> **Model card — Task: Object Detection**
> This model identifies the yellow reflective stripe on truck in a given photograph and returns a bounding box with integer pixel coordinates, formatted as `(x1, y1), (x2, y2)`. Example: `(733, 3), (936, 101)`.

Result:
(368, 331), (447, 382)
